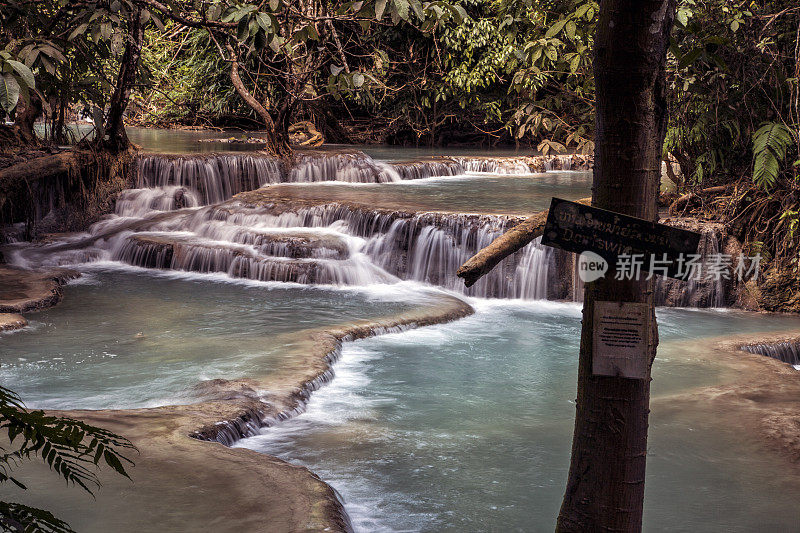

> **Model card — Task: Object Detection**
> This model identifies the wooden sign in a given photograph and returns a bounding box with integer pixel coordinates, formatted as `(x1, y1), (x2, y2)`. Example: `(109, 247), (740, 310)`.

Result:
(592, 301), (651, 379)
(541, 198), (701, 280)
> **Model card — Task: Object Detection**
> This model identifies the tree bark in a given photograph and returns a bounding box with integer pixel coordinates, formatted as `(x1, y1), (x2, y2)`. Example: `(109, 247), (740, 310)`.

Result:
(104, 6), (146, 152)
(15, 91), (43, 144)
(225, 44), (292, 158)
(556, 2), (675, 532)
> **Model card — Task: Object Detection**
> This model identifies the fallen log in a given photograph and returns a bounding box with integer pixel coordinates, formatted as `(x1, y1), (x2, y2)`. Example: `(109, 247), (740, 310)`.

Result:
(0, 151), (86, 186)
(456, 197), (591, 287)
(668, 185), (731, 216)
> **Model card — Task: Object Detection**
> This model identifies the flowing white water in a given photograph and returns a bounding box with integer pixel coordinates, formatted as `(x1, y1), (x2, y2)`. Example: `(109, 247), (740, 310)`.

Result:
(6, 155), (566, 298)
(3, 146), (797, 532)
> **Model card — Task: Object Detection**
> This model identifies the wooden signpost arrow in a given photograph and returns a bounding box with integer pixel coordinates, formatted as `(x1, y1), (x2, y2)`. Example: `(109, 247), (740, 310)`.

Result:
(541, 197), (702, 280)
(541, 197), (702, 379)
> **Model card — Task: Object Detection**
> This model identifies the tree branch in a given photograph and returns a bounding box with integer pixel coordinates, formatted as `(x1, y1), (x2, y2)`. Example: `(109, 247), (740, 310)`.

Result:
(455, 197), (591, 287)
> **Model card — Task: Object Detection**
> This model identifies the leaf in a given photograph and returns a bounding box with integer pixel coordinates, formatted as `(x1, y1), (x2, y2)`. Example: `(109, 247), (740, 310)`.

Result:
(151, 12), (166, 31)
(237, 17), (250, 41)
(565, 20), (576, 40)
(103, 450), (131, 479)
(752, 122), (794, 190)
(570, 54), (581, 74)
(676, 8), (691, 27)
(393, 0), (410, 21)
(0, 72), (20, 114)
(352, 72), (365, 87)
(68, 23), (89, 41)
(254, 29), (267, 50)
(409, 0), (423, 20)
(269, 35), (283, 53)
(7, 60), (34, 89)
(375, 0), (388, 20)
(679, 47), (703, 69)
(256, 12), (271, 31)
(545, 19), (567, 39)
(270, 0), (280, 11)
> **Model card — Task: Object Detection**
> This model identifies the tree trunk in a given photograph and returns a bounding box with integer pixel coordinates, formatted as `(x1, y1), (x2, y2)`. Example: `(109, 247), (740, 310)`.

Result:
(226, 44), (292, 158)
(104, 6), (145, 152)
(556, 2), (675, 532)
(15, 90), (43, 144)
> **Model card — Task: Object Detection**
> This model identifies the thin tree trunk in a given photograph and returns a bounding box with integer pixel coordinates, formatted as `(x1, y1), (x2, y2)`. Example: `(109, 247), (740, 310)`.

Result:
(105, 6), (145, 152)
(556, 2), (675, 532)
(225, 44), (291, 158)
(15, 90), (42, 144)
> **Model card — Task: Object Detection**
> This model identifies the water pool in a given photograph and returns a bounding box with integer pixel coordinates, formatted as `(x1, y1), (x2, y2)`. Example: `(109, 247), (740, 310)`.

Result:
(260, 171), (593, 215)
(238, 301), (800, 532)
(0, 268), (429, 410)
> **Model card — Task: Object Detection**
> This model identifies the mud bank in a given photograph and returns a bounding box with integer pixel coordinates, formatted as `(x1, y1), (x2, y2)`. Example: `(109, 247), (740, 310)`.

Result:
(655, 331), (800, 466)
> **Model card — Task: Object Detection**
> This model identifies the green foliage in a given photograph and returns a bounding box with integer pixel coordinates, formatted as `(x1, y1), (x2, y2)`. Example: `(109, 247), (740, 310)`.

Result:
(666, 0), (799, 188)
(0, 502), (73, 533)
(0, 49), (35, 114)
(0, 385), (136, 533)
(752, 122), (794, 190)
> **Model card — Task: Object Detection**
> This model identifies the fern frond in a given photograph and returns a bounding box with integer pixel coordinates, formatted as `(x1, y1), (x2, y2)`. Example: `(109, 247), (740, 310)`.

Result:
(752, 122), (794, 190)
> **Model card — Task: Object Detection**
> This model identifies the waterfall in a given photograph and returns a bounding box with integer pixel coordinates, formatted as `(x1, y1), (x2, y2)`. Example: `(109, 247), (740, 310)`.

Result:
(289, 152), (401, 183)
(454, 154), (587, 175)
(392, 160), (463, 180)
(115, 186), (201, 217)
(7, 187), (553, 299)
(12, 149), (718, 305)
(135, 154), (284, 205)
(567, 224), (727, 308)
(742, 341), (800, 369)
(653, 225), (726, 308)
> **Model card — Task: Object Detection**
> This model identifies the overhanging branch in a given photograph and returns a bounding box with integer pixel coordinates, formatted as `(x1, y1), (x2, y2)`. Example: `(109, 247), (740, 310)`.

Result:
(455, 197), (591, 287)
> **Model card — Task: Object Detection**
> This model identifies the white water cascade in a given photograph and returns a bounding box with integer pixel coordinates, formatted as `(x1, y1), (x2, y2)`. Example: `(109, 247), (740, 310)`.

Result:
(5, 154), (554, 299)
(742, 341), (800, 369)
(5, 151), (722, 306)
(289, 152), (401, 183)
(135, 154), (284, 205)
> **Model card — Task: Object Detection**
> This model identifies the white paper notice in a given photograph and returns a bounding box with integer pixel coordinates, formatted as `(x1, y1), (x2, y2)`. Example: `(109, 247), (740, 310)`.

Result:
(592, 301), (651, 379)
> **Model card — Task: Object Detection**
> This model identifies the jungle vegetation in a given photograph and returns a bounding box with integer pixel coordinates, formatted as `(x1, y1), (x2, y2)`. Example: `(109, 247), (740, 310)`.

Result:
(0, 2), (798, 272)
(0, 0), (798, 295)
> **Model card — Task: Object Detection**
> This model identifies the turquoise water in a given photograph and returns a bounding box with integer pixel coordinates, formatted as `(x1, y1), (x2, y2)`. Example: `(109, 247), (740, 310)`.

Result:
(0, 268), (428, 410)
(125, 127), (544, 157)
(238, 302), (800, 532)
(265, 172), (592, 215)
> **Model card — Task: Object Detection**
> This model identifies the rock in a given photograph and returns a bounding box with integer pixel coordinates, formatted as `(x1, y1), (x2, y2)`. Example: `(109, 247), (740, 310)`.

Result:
(0, 265), (79, 313)
(0, 313), (27, 331)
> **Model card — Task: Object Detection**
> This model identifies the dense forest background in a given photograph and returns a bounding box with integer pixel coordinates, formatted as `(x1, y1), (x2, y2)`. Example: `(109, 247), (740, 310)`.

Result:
(1, 0), (799, 301)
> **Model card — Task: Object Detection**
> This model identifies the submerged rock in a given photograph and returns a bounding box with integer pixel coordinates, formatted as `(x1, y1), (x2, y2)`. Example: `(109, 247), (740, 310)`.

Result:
(0, 312), (27, 331)
(0, 265), (79, 313)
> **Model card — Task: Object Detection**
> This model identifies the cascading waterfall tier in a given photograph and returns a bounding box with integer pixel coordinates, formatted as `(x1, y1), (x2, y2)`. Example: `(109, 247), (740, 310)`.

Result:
(288, 151), (401, 183)
(567, 220), (728, 308)
(135, 153), (284, 205)
(742, 341), (800, 369)
(5, 149), (730, 307)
